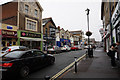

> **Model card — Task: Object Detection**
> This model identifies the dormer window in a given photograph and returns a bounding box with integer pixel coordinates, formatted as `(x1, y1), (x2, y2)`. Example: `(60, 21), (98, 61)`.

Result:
(25, 5), (29, 14)
(35, 9), (38, 17)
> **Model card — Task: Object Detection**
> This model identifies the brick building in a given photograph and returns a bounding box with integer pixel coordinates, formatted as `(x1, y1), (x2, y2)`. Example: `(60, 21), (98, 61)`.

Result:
(0, 0), (44, 50)
(42, 17), (56, 50)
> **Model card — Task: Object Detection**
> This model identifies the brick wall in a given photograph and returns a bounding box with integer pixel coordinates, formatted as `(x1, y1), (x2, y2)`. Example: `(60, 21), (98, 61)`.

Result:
(1, 2), (18, 26)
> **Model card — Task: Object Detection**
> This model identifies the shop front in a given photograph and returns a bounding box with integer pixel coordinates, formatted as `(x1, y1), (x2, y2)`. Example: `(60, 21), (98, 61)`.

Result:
(17, 30), (43, 50)
(112, 2), (120, 42)
(60, 39), (71, 47)
(1, 24), (18, 50)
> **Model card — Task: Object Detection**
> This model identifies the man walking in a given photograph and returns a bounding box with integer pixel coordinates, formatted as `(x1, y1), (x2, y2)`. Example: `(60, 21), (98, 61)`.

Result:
(109, 43), (117, 68)
(116, 42), (120, 60)
(115, 42), (120, 67)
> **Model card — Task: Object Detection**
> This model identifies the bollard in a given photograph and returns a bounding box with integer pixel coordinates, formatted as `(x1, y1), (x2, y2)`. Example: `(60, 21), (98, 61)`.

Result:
(86, 53), (88, 59)
(44, 76), (50, 80)
(74, 57), (77, 73)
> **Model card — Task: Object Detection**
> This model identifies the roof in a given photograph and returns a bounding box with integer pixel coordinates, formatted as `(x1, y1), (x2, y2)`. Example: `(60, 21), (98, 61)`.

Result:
(70, 30), (84, 35)
(0, 0), (43, 11)
(42, 17), (56, 28)
(70, 30), (82, 32)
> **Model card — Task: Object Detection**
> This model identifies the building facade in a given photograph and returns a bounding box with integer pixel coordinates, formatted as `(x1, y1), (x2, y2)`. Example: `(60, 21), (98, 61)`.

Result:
(70, 30), (84, 46)
(101, 1), (119, 52)
(42, 17), (56, 50)
(59, 28), (71, 47)
(1, 0), (44, 50)
(1, 23), (18, 50)
(56, 26), (61, 47)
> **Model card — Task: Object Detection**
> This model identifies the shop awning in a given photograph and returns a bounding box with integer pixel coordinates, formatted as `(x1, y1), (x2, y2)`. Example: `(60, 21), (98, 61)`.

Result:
(20, 37), (46, 41)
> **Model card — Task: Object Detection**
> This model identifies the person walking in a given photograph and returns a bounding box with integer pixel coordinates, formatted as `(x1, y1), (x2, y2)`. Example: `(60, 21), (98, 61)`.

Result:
(115, 41), (120, 67)
(109, 43), (117, 68)
(116, 42), (120, 60)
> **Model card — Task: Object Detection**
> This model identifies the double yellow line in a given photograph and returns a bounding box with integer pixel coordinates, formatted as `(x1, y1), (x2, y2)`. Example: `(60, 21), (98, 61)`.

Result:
(50, 54), (87, 80)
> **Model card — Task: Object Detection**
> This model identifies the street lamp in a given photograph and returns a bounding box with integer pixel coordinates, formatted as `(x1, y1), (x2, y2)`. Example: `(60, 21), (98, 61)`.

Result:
(85, 8), (91, 58)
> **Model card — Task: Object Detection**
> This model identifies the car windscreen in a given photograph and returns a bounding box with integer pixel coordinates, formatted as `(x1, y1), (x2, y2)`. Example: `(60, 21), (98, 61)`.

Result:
(4, 51), (26, 58)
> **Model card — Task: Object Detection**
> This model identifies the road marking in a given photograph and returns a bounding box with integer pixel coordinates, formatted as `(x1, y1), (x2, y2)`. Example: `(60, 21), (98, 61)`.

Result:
(50, 54), (87, 80)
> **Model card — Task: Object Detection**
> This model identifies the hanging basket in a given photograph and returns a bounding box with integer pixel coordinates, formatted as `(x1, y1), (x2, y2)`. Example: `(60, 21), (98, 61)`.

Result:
(86, 31), (92, 36)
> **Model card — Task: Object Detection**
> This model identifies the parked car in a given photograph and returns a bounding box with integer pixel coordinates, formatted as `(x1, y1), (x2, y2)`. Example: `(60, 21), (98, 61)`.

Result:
(77, 45), (82, 50)
(61, 45), (71, 51)
(1, 49), (55, 78)
(71, 45), (79, 50)
(84, 45), (92, 49)
(0, 46), (29, 57)
(84, 45), (88, 49)
(47, 46), (61, 54)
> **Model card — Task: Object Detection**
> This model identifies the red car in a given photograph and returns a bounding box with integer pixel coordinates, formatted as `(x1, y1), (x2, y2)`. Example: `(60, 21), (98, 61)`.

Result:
(71, 45), (79, 50)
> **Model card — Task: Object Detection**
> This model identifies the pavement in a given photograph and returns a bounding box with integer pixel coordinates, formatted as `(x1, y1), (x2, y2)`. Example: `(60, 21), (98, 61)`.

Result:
(59, 48), (120, 79)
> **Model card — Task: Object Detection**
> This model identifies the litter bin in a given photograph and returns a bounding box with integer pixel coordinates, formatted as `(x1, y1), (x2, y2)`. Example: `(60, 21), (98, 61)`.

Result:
(88, 48), (93, 58)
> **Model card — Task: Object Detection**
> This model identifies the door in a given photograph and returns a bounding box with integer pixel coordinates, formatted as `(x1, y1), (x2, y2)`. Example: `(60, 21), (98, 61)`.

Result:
(21, 51), (38, 69)
(33, 50), (47, 67)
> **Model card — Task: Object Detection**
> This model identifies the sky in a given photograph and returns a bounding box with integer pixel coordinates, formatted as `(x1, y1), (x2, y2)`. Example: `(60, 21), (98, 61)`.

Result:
(0, 0), (103, 41)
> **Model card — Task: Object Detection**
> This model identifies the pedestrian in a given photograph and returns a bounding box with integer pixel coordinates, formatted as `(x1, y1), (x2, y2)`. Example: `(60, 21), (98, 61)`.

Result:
(90, 46), (94, 58)
(109, 43), (117, 68)
(115, 41), (120, 67)
(88, 45), (93, 58)
(115, 41), (120, 60)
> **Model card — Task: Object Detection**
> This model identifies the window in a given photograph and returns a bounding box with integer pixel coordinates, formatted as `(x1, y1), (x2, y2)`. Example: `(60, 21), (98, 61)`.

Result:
(2, 41), (6, 47)
(25, 5), (29, 13)
(33, 51), (44, 56)
(13, 42), (16, 45)
(45, 28), (47, 35)
(5, 51), (26, 58)
(21, 51), (34, 58)
(26, 18), (37, 31)
(35, 9), (38, 17)
(62, 34), (64, 38)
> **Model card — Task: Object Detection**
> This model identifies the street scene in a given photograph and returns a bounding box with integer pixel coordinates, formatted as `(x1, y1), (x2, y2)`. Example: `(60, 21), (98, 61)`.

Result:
(0, 0), (120, 80)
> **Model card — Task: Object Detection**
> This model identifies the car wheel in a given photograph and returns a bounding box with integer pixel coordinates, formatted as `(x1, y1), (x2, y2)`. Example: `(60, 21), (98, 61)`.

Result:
(19, 66), (29, 78)
(50, 58), (55, 65)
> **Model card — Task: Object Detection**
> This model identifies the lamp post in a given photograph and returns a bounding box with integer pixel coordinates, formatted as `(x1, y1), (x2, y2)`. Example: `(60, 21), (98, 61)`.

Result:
(85, 8), (91, 57)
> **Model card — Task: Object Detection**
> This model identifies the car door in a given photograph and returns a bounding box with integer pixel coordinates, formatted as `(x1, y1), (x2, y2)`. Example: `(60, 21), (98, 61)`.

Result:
(33, 50), (47, 68)
(21, 51), (38, 69)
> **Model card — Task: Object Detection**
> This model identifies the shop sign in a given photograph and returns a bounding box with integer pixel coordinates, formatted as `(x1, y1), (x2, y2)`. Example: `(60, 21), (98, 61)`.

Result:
(2, 30), (17, 36)
(7, 26), (13, 29)
(44, 36), (55, 39)
(21, 32), (41, 38)
(112, 2), (120, 26)
(0, 29), (1, 35)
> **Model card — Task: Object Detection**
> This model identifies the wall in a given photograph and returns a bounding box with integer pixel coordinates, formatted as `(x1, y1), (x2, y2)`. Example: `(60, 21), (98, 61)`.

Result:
(1, 2), (18, 26)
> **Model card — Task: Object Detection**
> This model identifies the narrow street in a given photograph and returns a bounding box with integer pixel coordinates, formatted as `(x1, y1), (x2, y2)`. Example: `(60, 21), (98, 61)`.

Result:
(21, 50), (86, 79)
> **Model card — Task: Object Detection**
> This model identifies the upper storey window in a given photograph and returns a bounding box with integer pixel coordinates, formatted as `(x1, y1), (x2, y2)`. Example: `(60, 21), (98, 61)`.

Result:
(25, 5), (29, 14)
(35, 9), (38, 17)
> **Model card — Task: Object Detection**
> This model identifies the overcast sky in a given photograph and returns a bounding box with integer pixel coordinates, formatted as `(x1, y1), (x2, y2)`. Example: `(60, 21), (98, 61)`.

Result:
(0, 0), (103, 41)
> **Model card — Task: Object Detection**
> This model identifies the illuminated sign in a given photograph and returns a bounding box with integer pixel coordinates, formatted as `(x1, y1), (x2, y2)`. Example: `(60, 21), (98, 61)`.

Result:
(2, 30), (17, 38)
(7, 26), (13, 29)
(21, 32), (41, 38)
(2, 30), (17, 36)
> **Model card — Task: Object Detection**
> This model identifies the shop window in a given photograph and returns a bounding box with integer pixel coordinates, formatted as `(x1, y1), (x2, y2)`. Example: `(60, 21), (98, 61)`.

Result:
(13, 42), (16, 45)
(7, 41), (12, 46)
(2, 41), (6, 47)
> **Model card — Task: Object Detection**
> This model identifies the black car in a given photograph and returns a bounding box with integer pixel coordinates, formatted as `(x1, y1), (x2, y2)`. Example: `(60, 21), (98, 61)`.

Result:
(0, 49), (55, 78)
